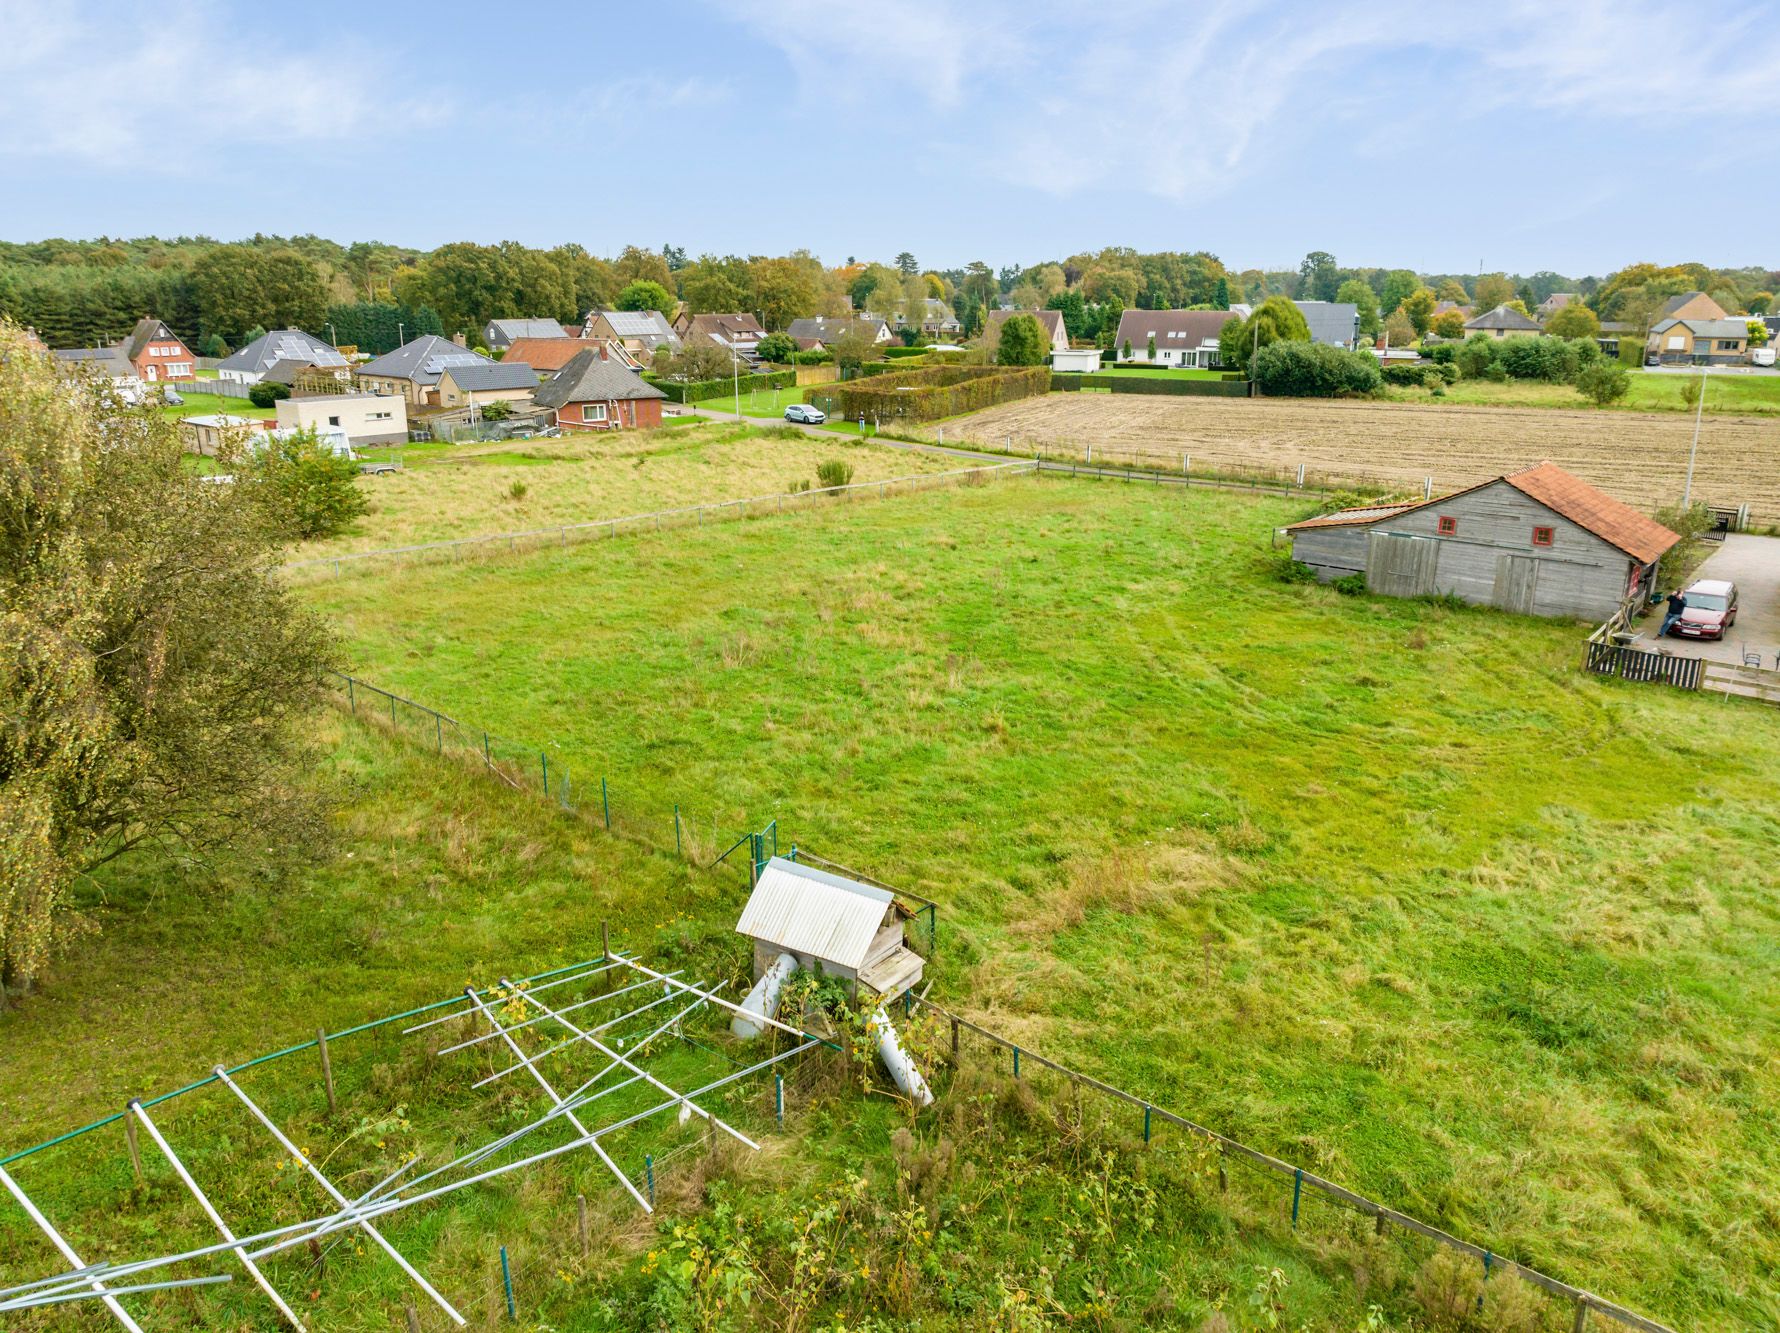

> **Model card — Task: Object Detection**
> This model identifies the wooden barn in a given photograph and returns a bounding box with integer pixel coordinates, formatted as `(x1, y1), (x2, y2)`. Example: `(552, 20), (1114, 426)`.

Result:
(733, 857), (924, 1000)
(1286, 462), (1680, 620)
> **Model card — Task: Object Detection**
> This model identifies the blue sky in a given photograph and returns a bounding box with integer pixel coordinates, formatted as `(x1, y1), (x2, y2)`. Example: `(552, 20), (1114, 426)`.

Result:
(5, 0), (1777, 277)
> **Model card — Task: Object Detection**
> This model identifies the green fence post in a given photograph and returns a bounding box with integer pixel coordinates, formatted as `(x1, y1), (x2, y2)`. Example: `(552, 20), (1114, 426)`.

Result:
(775, 1073), (783, 1125)
(1143, 1105), (1152, 1143)
(645, 1154), (654, 1208)
(500, 1245), (515, 1319)
(540, 752), (549, 798)
(1291, 1168), (1303, 1227)
(602, 778), (610, 829)
(1013, 1046), (1021, 1078)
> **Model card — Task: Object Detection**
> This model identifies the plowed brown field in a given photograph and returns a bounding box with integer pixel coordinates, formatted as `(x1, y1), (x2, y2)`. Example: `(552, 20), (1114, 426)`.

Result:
(935, 395), (1780, 520)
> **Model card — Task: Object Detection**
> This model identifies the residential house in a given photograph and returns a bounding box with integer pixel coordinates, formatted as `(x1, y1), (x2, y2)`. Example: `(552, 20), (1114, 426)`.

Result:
(217, 329), (349, 385)
(785, 316), (893, 351)
(434, 362), (541, 410)
(532, 347), (666, 431)
(501, 336), (616, 375)
(275, 393), (408, 447)
(1432, 300), (1474, 321)
(1645, 293), (1745, 364)
(919, 298), (961, 336)
(52, 346), (144, 401)
(674, 313), (767, 368)
(1285, 462), (1679, 620)
(1111, 309), (1227, 367)
(483, 318), (568, 350)
(1293, 301), (1361, 348)
(353, 335), (494, 406)
(581, 310), (680, 361)
(119, 317), (195, 383)
(180, 413), (266, 458)
(983, 308), (1069, 360)
(1536, 293), (1579, 320)
(1463, 304), (1543, 339)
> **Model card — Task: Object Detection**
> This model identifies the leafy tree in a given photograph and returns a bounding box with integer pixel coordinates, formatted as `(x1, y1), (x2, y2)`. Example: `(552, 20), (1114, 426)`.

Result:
(190, 244), (329, 346)
(1544, 304), (1601, 339)
(661, 243), (688, 270)
(678, 254), (754, 315)
(1430, 309), (1467, 339)
(660, 341), (733, 381)
(1575, 359), (1629, 407)
(1214, 276), (1231, 310)
(1044, 289), (1089, 340)
(1748, 292), (1773, 315)
(0, 324), (334, 999)
(612, 245), (673, 291)
(1747, 319), (1769, 348)
(1436, 278), (1469, 304)
(1403, 287), (1438, 336)
(199, 332), (229, 358)
(1379, 270), (1421, 317)
(247, 381), (291, 408)
(752, 258), (819, 331)
(1216, 296), (1311, 376)
(831, 329), (882, 371)
(1383, 307), (1415, 347)
(616, 279), (673, 313)
(1298, 251), (1341, 303)
(756, 332), (797, 364)
(1505, 298), (1531, 318)
(894, 252), (918, 276)
(236, 424), (369, 539)
(1336, 279), (1380, 340)
(1253, 340), (1381, 397)
(1472, 273), (1516, 311)
(996, 313), (1049, 366)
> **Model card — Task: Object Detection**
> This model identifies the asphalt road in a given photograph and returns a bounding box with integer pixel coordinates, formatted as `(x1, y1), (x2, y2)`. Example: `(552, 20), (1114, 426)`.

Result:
(1634, 533), (1780, 667)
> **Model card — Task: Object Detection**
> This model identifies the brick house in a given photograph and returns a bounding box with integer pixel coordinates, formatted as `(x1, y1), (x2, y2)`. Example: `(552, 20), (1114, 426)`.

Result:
(120, 317), (195, 382)
(533, 347), (666, 431)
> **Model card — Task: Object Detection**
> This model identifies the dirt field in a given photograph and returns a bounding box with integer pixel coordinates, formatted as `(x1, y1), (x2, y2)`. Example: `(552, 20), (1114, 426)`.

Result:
(933, 395), (1780, 521)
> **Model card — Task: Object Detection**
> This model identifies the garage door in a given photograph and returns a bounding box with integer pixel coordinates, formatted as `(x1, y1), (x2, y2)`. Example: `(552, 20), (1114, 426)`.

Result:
(1366, 532), (1439, 597)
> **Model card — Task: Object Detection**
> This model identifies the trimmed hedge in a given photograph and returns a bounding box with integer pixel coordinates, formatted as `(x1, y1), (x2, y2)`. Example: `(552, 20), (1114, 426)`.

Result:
(1053, 374), (1250, 397)
(641, 369), (796, 403)
(883, 346), (928, 358)
(809, 365), (1049, 422)
(1252, 342), (1382, 397)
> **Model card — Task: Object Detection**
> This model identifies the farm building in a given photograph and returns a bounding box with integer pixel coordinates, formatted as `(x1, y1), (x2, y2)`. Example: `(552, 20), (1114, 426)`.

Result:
(733, 857), (924, 1000)
(1286, 462), (1680, 619)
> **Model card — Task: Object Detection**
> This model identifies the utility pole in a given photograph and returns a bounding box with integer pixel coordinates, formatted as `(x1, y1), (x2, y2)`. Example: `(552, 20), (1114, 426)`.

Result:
(1682, 363), (1709, 507)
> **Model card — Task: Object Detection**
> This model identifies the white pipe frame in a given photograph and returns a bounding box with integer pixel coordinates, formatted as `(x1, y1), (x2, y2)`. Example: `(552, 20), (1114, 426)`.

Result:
(471, 981), (698, 1087)
(439, 970), (684, 1056)
(0, 1274), (233, 1314)
(0, 1163), (145, 1332)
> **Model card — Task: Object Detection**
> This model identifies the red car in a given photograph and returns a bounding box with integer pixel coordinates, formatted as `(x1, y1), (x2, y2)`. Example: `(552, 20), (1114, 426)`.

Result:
(1671, 579), (1739, 640)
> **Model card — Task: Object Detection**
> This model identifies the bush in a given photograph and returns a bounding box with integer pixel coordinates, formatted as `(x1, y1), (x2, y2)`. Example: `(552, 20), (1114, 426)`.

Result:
(1455, 334), (1499, 379)
(1424, 341), (1459, 366)
(755, 332), (796, 364)
(815, 460), (854, 489)
(1332, 572), (1368, 596)
(808, 365), (1049, 423)
(996, 313), (1048, 366)
(641, 369), (797, 404)
(199, 333), (229, 359)
(1575, 359), (1630, 407)
(235, 426), (367, 539)
(790, 349), (831, 365)
(247, 380), (291, 408)
(479, 400), (512, 421)
(1253, 341), (1382, 397)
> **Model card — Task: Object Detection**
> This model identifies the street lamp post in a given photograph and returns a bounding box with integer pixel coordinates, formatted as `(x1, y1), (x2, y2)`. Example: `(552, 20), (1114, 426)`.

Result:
(732, 340), (741, 421)
(1682, 361), (1709, 508)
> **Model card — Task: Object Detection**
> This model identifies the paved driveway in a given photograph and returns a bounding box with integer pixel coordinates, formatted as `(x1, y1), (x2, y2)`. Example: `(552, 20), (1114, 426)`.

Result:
(1633, 533), (1780, 667)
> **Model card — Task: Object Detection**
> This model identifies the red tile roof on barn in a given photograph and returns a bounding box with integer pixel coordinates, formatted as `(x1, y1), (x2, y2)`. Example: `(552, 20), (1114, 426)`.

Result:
(1286, 463), (1680, 564)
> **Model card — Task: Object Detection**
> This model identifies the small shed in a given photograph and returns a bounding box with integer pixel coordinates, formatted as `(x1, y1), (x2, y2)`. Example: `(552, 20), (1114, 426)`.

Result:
(734, 857), (924, 999)
(1052, 347), (1103, 373)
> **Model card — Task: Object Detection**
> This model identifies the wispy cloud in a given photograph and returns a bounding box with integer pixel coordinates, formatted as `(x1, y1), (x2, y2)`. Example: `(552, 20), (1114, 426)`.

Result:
(0, 0), (431, 166)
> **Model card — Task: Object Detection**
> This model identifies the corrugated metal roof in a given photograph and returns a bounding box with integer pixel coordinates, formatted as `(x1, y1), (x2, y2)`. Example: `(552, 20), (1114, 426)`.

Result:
(734, 857), (891, 970)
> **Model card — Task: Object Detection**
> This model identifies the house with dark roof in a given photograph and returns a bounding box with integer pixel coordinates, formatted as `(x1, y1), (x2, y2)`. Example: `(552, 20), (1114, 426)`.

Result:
(119, 317), (195, 383)
(1111, 309), (1228, 366)
(354, 335), (494, 406)
(1463, 304), (1543, 339)
(501, 336), (615, 374)
(674, 313), (767, 367)
(1292, 301), (1361, 348)
(435, 361), (540, 410)
(1285, 462), (1680, 619)
(581, 310), (680, 360)
(483, 318), (568, 350)
(52, 346), (144, 400)
(533, 347), (667, 431)
(218, 329), (348, 385)
(785, 316), (892, 351)
(982, 308), (1069, 360)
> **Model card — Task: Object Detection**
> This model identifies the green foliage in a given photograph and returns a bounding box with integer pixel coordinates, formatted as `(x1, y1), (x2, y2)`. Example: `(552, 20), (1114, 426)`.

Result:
(199, 332), (228, 358)
(811, 365), (1049, 423)
(1747, 318), (1769, 348)
(1379, 269), (1421, 316)
(1299, 251), (1341, 302)
(324, 300), (443, 356)
(831, 329), (883, 371)
(996, 313), (1049, 366)
(1544, 303), (1601, 339)
(1430, 309), (1467, 340)
(755, 332), (796, 364)
(247, 380), (292, 408)
(1575, 359), (1630, 407)
(1218, 296), (1312, 376)
(235, 424), (369, 540)
(1332, 571), (1369, 595)
(641, 369), (797, 404)
(1337, 279), (1381, 340)
(616, 279), (674, 313)
(816, 459), (855, 490)
(1403, 286), (1438, 336)
(1253, 341), (1381, 397)
(0, 324), (333, 997)
(190, 244), (329, 346)
(790, 348), (831, 365)
(1051, 373), (1249, 398)
(478, 400), (512, 422)
(1456, 334), (1500, 379)
(1423, 341), (1459, 366)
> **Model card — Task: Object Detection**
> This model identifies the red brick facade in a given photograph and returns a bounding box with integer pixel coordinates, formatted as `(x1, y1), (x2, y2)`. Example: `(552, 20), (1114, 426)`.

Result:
(559, 397), (662, 430)
(124, 320), (196, 382)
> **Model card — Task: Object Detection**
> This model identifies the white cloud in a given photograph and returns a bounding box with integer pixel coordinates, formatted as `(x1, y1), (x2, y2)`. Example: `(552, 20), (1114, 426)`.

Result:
(0, 0), (428, 166)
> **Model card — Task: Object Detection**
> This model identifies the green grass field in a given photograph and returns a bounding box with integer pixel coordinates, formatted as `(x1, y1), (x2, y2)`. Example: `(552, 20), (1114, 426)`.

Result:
(1097, 365), (1232, 380)
(6, 472), (1779, 1329)
(1389, 369), (1780, 414)
(159, 388), (275, 420)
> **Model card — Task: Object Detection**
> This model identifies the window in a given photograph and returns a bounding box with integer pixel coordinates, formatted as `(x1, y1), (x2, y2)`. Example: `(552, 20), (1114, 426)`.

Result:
(1532, 525), (1554, 547)
(167, 363), (189, 377)
(1437, 515), (1457, 535)
(1719, 340), (1741, 351)
(369, 411), (391, 421)
(327, 415), (341, 426)
(584, 403), (608, 422)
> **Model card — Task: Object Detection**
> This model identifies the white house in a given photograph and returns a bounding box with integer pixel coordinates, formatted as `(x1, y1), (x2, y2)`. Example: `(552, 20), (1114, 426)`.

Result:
(274, 393), (408, 447)
(1112, 309), (1227, 367)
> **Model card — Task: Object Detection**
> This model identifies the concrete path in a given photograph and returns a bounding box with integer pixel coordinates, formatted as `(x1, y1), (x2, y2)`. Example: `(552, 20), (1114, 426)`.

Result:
(1631, 533), (1780, 667)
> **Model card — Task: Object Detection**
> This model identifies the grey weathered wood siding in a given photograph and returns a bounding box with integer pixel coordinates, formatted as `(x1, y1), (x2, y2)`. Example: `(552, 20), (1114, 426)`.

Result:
(1293, 480), (1638, 619)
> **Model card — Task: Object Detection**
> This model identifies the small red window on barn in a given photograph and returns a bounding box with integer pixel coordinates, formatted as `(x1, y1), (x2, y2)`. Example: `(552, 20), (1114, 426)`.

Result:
(1437, 515), (1457, 535)
(1532, 525), (1554, 547)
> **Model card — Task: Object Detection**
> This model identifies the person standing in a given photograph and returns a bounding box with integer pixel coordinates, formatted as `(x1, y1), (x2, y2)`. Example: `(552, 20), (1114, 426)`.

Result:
(1660, 589), (1688, 637)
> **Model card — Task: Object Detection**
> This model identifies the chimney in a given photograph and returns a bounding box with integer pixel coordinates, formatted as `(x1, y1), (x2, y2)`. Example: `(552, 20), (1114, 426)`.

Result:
(451, 332), (467, 348)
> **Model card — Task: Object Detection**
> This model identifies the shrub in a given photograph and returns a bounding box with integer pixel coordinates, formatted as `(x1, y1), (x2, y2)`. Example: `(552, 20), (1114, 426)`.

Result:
(235, 426), (367, 539)
(199, 333), (229, 358)
(1455, 334), (1498, 379)
(816, 460), (854, 490)
(642, 369), (796, 403)
(1332, 572), (1368, 596)
(1279, 558), (1319, 584)
(790, 349), (831, 365)
(1253, 341), (1382, 397)
(996, 313), (1048, 366)
(247, 380), (291, 408)
(479, 400), (512, 421)
(507, 479), (528, 502)
(1575, 359), (1630, 407)
(1424, 341), (1459, 366)
(808, 365), (1049, 423)
(755, 332), (796, 364)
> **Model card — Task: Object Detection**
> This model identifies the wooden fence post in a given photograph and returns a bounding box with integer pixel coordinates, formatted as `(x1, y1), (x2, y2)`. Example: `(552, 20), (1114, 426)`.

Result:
(577, 1194), (589, 1259)
(405, 1303), (421, 1333)
(318, 1029), (337, 1113)
(1571, 1301), (1589, 1333)
(125, 1113), (142, 1185)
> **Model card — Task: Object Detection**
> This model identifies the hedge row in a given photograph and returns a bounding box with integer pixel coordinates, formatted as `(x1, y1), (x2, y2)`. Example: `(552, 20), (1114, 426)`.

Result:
(809, 365), (1050, 422)
(1100, 363), (1246, 381)
(1252, 342), (1381, 397)
(1053, 374), (1251, 397)
(641, 368), (797, 403)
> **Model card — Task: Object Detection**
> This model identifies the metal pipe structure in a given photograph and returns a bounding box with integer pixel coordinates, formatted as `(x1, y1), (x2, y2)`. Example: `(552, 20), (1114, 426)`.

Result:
(472, 982), (697, 1087)
(401, 958), (631, 1036)
(439, 970), (681, 1056)
(460, 988), (651, 1215)
(247, 1041), (820, 1261)
(215, 1069), (466, 1327)
(0, 1163), (145, 1332)
(610, 957), (831, 1046)
(129, 1101), (306, 1331)
(0, 1274), (233, 1314)
(502, 980), (760, 1151)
